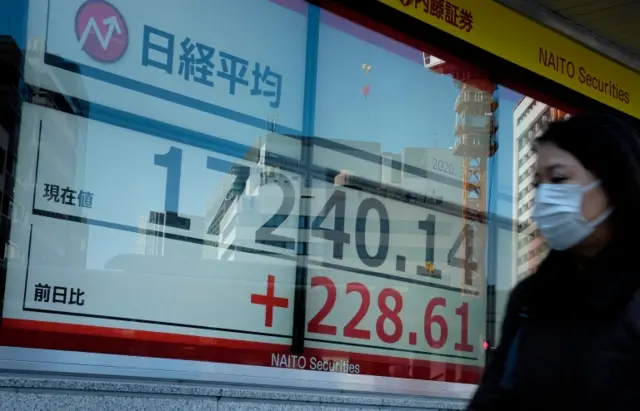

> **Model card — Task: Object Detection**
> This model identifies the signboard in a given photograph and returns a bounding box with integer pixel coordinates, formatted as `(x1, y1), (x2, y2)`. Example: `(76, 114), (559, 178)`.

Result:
(377, 0), (640, 119)
(1, 103), (485, 383)
(24, 0), (307, 136)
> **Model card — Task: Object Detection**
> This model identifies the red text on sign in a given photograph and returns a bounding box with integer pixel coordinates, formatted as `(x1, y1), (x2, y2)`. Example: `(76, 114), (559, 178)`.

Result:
(344, 282), (371, 339)
(251, 274), (289, 327)
(307, 276), (474, 353)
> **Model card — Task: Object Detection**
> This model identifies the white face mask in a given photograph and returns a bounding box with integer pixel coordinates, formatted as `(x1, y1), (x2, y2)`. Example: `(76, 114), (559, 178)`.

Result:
(532, 180), (613, 251)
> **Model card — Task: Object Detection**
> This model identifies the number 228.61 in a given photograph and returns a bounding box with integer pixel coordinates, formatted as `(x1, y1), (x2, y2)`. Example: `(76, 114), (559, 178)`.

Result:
(307, 276), (474, 352)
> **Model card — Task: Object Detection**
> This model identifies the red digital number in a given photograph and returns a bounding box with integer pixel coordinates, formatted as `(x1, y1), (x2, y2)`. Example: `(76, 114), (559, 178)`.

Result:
(376, 288), (404, 344)
(343, 282), (371, 339)
(307, 276), (337, 335)
(424, 297), (448, 349)
(455, 302), (474, 352)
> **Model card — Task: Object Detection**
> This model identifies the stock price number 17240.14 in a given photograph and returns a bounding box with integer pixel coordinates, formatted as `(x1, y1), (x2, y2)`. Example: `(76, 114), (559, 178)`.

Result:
(307, 276), (476, 353)
(150, 147), (478, 285)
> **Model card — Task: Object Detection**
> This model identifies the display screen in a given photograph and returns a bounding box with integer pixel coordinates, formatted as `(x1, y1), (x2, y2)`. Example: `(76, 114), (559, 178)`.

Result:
(0, 0), (548, 387)
(1, 103), (484, 382)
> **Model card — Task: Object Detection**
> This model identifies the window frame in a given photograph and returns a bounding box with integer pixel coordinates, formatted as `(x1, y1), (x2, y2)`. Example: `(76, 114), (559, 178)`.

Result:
(0, 0), (634, 399)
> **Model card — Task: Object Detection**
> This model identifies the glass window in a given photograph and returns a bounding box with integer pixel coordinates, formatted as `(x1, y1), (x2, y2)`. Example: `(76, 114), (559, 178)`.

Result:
(0, 0), (572, 393)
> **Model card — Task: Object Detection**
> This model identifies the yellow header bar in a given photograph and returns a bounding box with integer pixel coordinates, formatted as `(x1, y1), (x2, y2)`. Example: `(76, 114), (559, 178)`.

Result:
(377, 0), (640, 118)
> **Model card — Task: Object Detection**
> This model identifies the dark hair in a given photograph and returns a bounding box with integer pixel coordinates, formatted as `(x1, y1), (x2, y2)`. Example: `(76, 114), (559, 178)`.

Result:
(535, 114), (640, 245)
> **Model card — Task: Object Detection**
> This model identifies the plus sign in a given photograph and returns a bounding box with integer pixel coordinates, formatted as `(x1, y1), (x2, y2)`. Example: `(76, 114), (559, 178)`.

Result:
(251, 274), (289, 328)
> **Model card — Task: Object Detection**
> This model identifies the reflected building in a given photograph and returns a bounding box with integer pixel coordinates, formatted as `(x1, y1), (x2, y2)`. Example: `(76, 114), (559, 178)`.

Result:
(204, 133), (301, 261)
(136, 214), (206, 259)
(0, 37), (91, 270)
(512, 98), (569, 281)
(22, 37), (90, 269)
(0, 37), (93, 307)
(204, 132), (465, 290)
(0, 37), (25, 267)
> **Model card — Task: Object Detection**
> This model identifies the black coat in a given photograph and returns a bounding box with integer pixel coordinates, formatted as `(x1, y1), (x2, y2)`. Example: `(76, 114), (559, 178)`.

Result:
(468, 241), (640, 411)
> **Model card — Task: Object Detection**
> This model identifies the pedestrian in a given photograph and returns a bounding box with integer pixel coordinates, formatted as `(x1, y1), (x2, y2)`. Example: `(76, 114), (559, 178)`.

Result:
(468, 114), (640, 411)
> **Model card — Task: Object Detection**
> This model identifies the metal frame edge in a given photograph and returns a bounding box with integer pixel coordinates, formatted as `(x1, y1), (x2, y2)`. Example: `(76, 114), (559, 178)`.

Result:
(0, 346), (476, 400)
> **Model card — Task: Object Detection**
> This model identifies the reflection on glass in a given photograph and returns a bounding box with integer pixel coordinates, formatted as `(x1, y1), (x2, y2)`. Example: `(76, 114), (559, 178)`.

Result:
(0, 0), (566, 388)
(512, 103), (569, 281)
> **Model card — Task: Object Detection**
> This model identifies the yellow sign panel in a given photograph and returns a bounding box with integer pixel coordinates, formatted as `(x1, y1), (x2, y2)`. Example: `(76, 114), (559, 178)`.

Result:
(377, 0), (640, 119)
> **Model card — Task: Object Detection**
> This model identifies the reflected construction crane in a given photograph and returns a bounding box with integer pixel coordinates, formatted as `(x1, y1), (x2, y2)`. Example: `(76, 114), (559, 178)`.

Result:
(423, 53), (499, 291)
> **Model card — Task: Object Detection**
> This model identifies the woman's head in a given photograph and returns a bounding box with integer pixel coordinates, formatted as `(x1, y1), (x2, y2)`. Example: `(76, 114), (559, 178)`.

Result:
(533, 114), (640, 255)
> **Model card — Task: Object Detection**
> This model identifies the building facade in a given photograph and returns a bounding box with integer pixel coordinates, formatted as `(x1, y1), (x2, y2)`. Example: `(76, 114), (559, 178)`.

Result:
(512, 98), (549, 281)
(512, 99), (571, 282)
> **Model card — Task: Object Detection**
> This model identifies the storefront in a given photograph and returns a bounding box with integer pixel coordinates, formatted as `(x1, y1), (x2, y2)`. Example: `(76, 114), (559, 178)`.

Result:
(0, 0), (637, 409)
